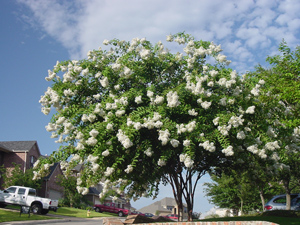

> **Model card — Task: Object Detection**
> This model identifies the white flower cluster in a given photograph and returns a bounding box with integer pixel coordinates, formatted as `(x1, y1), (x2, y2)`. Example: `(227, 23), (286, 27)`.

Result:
(127, 112), (163, 131)
(247, 145), (267, 159)
(144, 147), (153, 157)
(104, 167), (115, 176)
(199, 141), (216, 152)
(228, 115), (244, 128)
(221, 146), (234, 156)
(167, 91), (180, 107)
(39, 87), (60, 114)
(125, 165), (134, 173)
(237, 131), (246, 139)
(77, 186), (89, 195)
(158, 129), (170, 145)
(188, 109), (198, 116)
(117, 129), (133, 149)
(265, 141), (280, 150)
(157, 159), (166, 166)
(245, 106), (255, 114)
(218, 125), (231, 136)
(179, 153), (194, 168)
(176, 121), (196, 134)
(102, 149), (110, 156)
(170, 139), (180, 148)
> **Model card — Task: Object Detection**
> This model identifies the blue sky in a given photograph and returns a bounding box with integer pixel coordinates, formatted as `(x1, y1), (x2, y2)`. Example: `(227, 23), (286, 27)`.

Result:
(1, 0), (300, 216)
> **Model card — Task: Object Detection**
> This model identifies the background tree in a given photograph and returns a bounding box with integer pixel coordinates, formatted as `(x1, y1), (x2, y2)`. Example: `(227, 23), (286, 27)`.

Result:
(35, 33), (299, 221)
(0, 163), (42, 189)
(57, 174), (90, 208)
(247, 41), (300, 210)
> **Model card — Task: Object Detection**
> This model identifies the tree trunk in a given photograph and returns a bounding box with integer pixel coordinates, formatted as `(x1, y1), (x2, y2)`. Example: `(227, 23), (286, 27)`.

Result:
(259, 190), (265, 211)
(283, 179), (291, 210)
(286, 193), (291, 210)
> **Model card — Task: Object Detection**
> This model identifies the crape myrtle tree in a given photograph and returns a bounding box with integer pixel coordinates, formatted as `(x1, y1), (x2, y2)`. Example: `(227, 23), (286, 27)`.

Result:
(34, 33), (299, 221)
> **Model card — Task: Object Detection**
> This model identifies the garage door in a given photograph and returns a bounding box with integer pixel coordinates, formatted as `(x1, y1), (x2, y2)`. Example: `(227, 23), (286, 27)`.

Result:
(49, 189), (63, 199)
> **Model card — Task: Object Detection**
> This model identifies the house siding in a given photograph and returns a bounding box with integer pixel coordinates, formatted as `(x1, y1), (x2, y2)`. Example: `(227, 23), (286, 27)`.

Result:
(38, 163), (64, 199)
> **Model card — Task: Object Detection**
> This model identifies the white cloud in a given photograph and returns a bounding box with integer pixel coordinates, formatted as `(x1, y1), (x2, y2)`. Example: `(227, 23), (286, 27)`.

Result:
(17, 0), (300, 73)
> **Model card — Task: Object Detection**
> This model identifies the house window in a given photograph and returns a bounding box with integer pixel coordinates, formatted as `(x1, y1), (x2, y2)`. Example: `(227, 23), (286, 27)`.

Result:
(30, 156), (36, 168)
(167, 205), (173, 211)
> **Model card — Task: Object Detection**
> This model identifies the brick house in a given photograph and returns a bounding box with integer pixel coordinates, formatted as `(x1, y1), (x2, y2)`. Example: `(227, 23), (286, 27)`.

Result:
(0, 141), (63, 200)
(71, 164), (131, 208)
(138, 197), (188, 218)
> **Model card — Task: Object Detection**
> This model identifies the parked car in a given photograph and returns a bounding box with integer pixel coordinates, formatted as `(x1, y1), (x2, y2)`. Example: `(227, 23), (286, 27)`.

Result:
(144, 212), (154, 217)
(94, 202), (130, 217)
(264, 194), (300, 211)
(131, 211), (145, 216)
(165, 214), (179, 220)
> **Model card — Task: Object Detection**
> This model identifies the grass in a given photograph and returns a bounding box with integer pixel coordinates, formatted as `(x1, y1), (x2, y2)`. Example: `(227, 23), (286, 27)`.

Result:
(0, 206), (115, 223)
(0, 209), (54, 223)
(50, 207), (116, 218)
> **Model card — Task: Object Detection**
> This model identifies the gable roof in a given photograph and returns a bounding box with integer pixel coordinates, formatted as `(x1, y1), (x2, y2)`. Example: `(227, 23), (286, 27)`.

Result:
(0, 143), (11, 152)
(138, 197), (188, 213)
(0, 141), (38, 152)
(138, 197), (174, 213)
(43, 162), (60, 180)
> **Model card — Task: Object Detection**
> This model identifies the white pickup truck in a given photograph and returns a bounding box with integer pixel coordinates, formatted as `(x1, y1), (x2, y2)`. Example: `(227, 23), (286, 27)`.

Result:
(0, 186), (58, 214)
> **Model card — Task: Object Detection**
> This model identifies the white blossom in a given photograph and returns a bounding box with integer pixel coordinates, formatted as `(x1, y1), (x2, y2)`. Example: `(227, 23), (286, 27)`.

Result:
(201, 101), (211, 109)
(135, 96), (143, 104)
(89, 129), (99, 137)
(154, 95), (164, 105)
(184, 156), (194, 168)
(125, 165), (133, 173)
(199, 141), (216, 152)
(213, 117), (220, 126)
(237, 131), (246, 139)
(183, 139), (191, 147)
(246, 106), (255, 114)
(86, 137), (97, 146)
(117, 129), (133, 149)
(102, 149), (110, 156)
(158, 129), (170, 145)
(188, 109), (198, 116)
(104, 167), (115, 176)
(140, 49), (151, 59)
(170, 139), (180, 148)
(157, 159), (166, 166)
(144, 148), (153, 157)
(222, 145), (234, 156)
(167, 91), (180, 107)
(76, 143), (85, 150)
(100, 77), (109, 88)
(106, 123), (114, 130)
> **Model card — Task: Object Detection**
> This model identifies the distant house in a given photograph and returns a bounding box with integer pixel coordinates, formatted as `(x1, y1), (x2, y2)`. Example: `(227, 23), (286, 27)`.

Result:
(70, 164), (130, 208)
(0, 141), (63, 200)
(138, 197), (188, 218)
(37, 162), (64, 200)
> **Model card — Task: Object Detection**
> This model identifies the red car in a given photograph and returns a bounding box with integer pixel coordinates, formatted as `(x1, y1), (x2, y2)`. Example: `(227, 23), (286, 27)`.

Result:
(165, 214), (179, 220)
(94, 202), (130, 217)
(131, 211), (145, 216)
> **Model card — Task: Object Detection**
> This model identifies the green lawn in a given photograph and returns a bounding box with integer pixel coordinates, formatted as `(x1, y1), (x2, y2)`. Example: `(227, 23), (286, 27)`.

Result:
(0, 206), (115, 223)
(50, 207), (116, 218)
(0, 209), (54, 223)
(200, 216), (300, 225)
